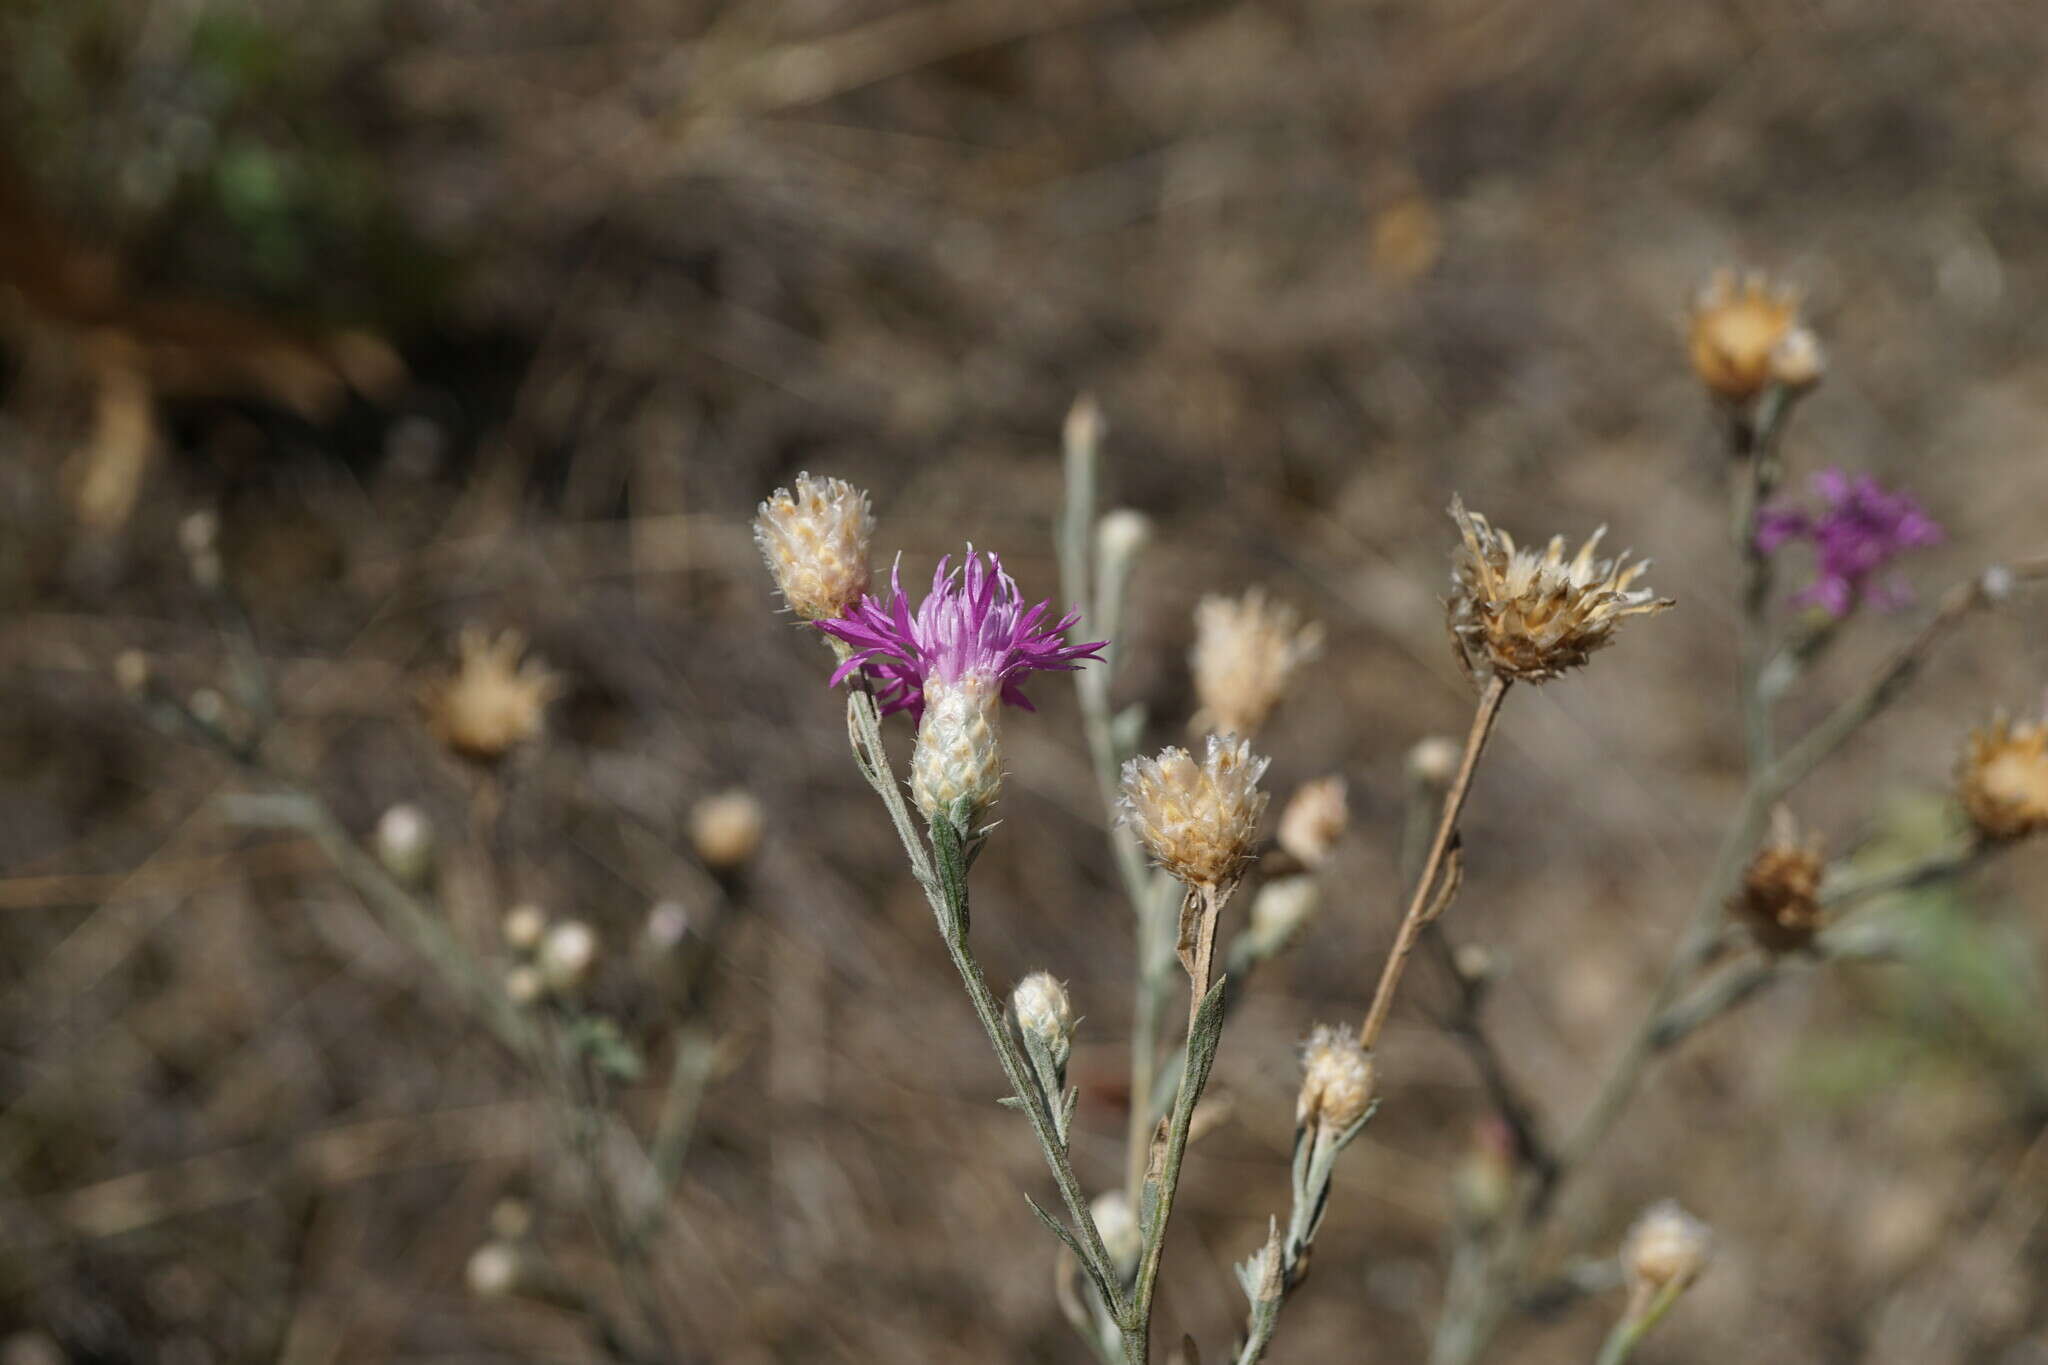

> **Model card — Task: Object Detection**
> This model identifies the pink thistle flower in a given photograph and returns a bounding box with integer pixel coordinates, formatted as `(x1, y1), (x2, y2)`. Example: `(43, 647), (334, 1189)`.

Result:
(817, 549), (1106, 721)
(1755, 468), (1943, 617)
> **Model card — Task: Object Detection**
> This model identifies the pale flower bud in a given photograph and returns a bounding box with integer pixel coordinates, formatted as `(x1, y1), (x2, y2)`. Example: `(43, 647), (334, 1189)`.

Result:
(1011, 972), (1074, 1056)
(1091, 1191), (1142, 1273)
(1245, 875), (1320, 956)
(465, 1241), (523, 1298)
(1189, 588), (1323, 739)
(489, 1197), (534, 1241)
(504, 965), (545, 1007)
(690, 790), (764, 870)
(1768, 325), (1826, 391)
(113, 649), (151, 699)
(537, 919), (598, 994)
(1119, 735), (1271, 890)
(1623, 1199), (1713, 1300)
(502, 904), (548, 952)
(1406, 735), (1462, 787)
(911, 674), (1003, 830)
(1296, 1024), (1375, 1133)
(1096, 509), (1153, 568)
(1276, 776), (1347, 868)
(753, 473), (875, 621)
(642, 901), (691, 953)
(373, 803), (435, 887)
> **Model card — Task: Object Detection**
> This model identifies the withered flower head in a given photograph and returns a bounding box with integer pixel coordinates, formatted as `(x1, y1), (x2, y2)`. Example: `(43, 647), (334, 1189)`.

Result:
(1277, 775), (1348, 870)
(1447, 497), (1672, 685)
(1119, 734), (1271, 890)
(1296, 1023), (1375, 1133)
(1957, 708), (2048, 841)
(1732, 805), (1827, 953)
(1189, 588), (1323, 738)
(426, 627), (563, 762)
(1688, 270), (1821, 404)
(1623, 1199), (1713, 1298)
(754, 473), (875, 621)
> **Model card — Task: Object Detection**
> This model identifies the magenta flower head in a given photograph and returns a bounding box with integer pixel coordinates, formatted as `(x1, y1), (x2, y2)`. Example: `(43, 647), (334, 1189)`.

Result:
(1755, 468), (1943, 617)
(818, 549), (1105, 827)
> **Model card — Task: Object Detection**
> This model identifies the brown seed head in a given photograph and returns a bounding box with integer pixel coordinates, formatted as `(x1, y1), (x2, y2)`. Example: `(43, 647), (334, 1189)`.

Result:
(754, 473), (875, 621)
(1732, 805), (1827, 953)
(1296, 1023), (1375, 1132)
(1277, 775), (1348, 869)
(1119, 735), (1271, 889)
(1190, 588), (1323, 739)
(1447, 497), (1672, 685)
(1688, 270), (1813, 404)
(1623, 1199), (1713, 1297)
(1957, 710), (2048, 841)
(425, 627), (562, 762)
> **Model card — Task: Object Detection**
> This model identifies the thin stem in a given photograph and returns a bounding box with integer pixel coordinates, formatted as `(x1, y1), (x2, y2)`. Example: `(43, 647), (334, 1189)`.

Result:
(1360, 675), (1510, 1053)
(1729, 390), (1789, 774)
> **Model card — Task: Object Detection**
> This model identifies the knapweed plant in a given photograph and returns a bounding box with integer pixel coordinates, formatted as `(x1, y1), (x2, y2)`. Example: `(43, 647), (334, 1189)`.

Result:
(762, 271), (2048, 1364)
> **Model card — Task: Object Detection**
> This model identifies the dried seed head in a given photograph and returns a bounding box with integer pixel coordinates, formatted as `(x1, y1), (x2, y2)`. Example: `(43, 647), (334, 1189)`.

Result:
(1190, 588), (1323, 739)
(1246, 875), (1321, 956)
(1012, 971), (1074, 1052)
(1097, 509), (1153, 567)
(1091, 1191), (1142, 1272)
(1623, 1199), (1713, 1298)
(911, 673), (1004, 829)
(1688, 270), (1810, 405)
(502, 903), (548, 952)
(1447, 497), (1672, 685)
(373, 803), (436, 888)
(1119, 735), (1271, 890)
(690, 790), (764, 870)
(754, 473), (875, 621)
(1296, 1024), (1375, 1133)
(425, 627), (562, 763)
(465, 1241), (524, 1299)
(1957, 709), (2048, 841)
(537, 919), (598, 994)
(1277, 776), (1348, 869)
(1406, 735), (1462, 786)
(1732, 805), (1827, 953)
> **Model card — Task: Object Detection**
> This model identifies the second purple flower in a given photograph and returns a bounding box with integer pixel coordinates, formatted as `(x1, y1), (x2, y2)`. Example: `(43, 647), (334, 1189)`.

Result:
(1755, 468), (1943, 617)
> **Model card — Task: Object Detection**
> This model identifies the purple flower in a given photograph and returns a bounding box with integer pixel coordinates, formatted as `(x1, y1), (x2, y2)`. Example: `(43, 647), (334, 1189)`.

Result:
(817, 549), (1106, 719)
(1755, 468), (1944, 617)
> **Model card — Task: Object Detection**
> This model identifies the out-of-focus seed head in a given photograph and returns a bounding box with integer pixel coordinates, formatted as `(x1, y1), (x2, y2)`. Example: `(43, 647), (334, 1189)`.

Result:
(642, 900), (691, 953)
(1447, 497), (1672, 685)
(537, 919), (598, 994)
(1769, 326), (1827, 391)
(1246, 875), (1321, 957)
(425, 627), (562, 763)
(753, 473), (875, 621)
(1296, 1023), (1375, 1133)
(1277, 776), (1348, 869)
(1097, 509), (1153, 567)
(489, 1197), (533, 1241)
(465, 1242), (523, 1299)
(502, 903), (548, 952)
(1012, 971), (1074, 1054)
(1732, 805), (1827, 953)
(1623, 1199), (1713, 1298)
(1688, 270), (1810, 405)
(114, 649), (151, 699)
(1957, 709), (2048, 841)
(1091, 1191), (1142, 1273)
(1406, 735), (1462, 787)
(910, 673), (1004, 830)
(1189, 588), (1323, 739)
(504, 964), (545, 1007)
(373, 803), (436, 887)
(1119, 735), (1271, 890)
(690, 790), (764, 870)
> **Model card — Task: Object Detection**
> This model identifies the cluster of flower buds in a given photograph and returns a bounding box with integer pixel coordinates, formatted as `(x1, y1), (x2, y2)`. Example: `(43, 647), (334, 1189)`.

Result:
(1731, 806), (1827, 953)
(1119, 735), (1272, 892)
(1687, 270), (1825, 409)
(1447, 497), (1672, 685)
(1956, 706), (2048, 841)
(424, 627), (562, 764)
(500, 902), (599, 1004)
(1189, 588), (1323, 739)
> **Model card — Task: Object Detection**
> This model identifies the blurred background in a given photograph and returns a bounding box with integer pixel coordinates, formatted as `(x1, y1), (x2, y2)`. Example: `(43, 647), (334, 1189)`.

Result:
(5, 0), (2048, 1360)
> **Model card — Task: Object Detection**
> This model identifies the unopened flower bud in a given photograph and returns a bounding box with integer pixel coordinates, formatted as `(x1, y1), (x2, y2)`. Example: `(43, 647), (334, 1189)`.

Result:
(1296, 1024), (1375, 1133)
(690, 790), (763, 870)
(504, 964), (545, 1007)
(465, 1241), (524, 1298)
(1245, 876), (1320, 956)
(911, 674), (1004, 830)
(642, 901), (691, 954)
(1623, 1199), (1712, 1301)
(1091, 1191), (1141, 1273)
(1012, 972), (1073, 1058)
(1731, 805), (1826, 953)
(1277, 776), (1347, 869)
(489, 1197), (533, 1241)
(373, 803), (435, 887)
(189, 688), (226, 726)
(502, 904), (548, 953)
(1451, 1117), (1516, 1229)
(754, 473), (875, 621)
(1119, 735), (1270, 890)
(1957, 708), (2048, 842)
(1406, 735), (1462, 787)
(538, 920), (598, 994)
(113, 649), (151, 699)
(1768, 326), (1826, 391)
(1190, 588), (1322, 739)
(1096, 509), (1153, 568)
